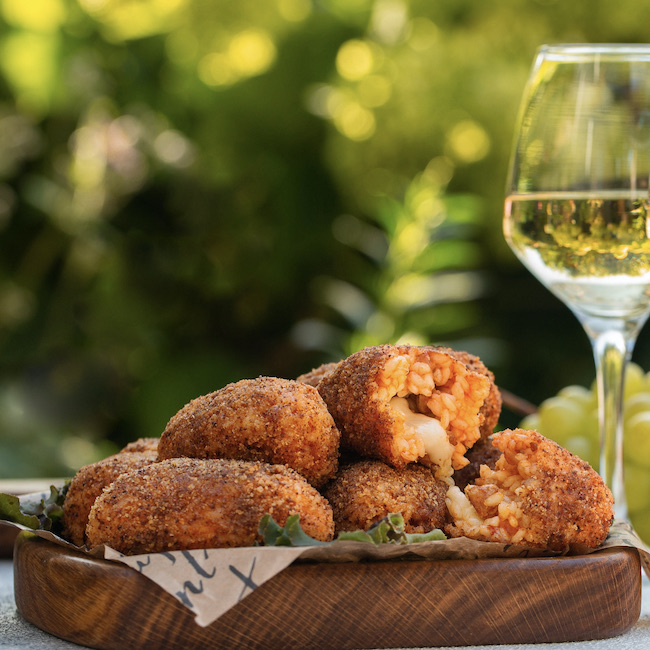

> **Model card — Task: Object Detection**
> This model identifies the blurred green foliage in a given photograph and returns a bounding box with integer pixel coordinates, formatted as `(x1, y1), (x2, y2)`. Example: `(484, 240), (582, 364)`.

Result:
(2, 0), (650, 477)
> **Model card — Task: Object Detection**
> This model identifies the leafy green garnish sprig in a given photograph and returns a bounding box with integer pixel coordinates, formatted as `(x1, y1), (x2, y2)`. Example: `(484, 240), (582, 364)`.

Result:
(258, 513), (331, 547)
(259, 512), (446, 547)
(0, 482), (69, 535)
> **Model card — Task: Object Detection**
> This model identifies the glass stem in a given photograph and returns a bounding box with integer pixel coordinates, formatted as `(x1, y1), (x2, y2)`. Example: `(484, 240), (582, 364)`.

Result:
(585, 320), (637, 522)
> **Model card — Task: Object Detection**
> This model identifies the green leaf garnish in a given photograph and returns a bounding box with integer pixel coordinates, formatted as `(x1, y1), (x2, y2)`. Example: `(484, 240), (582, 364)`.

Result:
(0, 482), (69, 534)
(0, 493), (41, 529)
(338, 512), (446, 545)
(404, 529), (447, 543)
(258, 513), (330, 546)
(259, 512), (446, 547)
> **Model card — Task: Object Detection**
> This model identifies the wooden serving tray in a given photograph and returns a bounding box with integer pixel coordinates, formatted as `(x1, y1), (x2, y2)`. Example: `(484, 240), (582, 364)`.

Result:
(0, 522), (18, 557)
(13, 532), (641, 649)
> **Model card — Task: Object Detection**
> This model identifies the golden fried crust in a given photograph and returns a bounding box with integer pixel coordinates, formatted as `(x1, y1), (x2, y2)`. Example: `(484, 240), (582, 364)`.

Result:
(323, 460), (448, 535)
(446, 429), (614, 551)
(317, 344), (490, 472)
(120, 437), (159, 454)
(157, 377), (340, 488)
(62, 452), (158, 547)
(452, 436), (501, 491)
(431, 347), (502, 439)
(85, 458), (335, 554)
(296, 362), (341, 387)
(317, 345), (401, 465)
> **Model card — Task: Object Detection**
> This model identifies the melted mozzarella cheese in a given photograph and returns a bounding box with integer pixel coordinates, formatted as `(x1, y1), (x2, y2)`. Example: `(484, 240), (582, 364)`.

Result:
(445, 485), (483, 527)
(390, 396), (455, 471)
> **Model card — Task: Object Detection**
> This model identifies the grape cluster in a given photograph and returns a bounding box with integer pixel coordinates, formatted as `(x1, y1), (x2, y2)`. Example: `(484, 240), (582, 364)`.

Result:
(519, 362), (650, 541)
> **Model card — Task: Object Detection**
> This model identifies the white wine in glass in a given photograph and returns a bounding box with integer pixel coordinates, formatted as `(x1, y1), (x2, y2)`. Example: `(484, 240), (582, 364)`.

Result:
(504, 44), (650, 520)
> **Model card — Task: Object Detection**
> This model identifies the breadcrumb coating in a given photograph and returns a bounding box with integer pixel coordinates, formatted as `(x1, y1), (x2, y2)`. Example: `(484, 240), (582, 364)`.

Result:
(157, 377), (340, 488)
(297, 362), (341, 387)
(323, 460), (448, 535)
(120, 437), (159, 454)
(85, 458), (335, 554)
(445, 429), (614, 551)
(62, 452), (158, 547)
(317, 344), (491, 480)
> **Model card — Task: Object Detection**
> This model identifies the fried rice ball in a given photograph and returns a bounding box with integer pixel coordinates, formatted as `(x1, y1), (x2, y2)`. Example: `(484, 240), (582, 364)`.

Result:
(157, 377), (340, 488)
(85, 457), (335, 554)
(302, 352), (501, 438)
(452, 435), (501, 491)
(296, 362), (341, 387)
(317, 344), (491, 481)
(120, 437), (159, 454)
(62, 451), (158, 547)
(323, 460), (448, 535)
(432, 347), (502, 440)
(445, 429), (614, 551)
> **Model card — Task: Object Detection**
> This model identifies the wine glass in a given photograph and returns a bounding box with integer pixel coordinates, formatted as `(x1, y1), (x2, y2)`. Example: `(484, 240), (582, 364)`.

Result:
(504, 44), (650, 521)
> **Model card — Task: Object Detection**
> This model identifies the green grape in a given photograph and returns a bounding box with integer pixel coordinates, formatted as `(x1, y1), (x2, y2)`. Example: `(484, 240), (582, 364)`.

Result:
(624, 362), (647, 400)
(536, 396), (586, 447)
(589, 362), (645, 399)
(564, 435), (598, 469)
(519, 412), (540, 431)
(557, 384), (596, 410)
(584, 407), (599, 438)
(578, 407), (599, 466)
(624, 462), (650, 513)
(623, 411), (650, 469)
(629, 513), (650, 545)
(517, 368), (650, 544)
(519, 389), (599, 466)
(624, 392), (650, 421)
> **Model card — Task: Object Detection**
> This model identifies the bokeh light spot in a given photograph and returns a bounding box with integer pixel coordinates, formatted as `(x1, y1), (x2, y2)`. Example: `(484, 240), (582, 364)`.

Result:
(227, 29), (277, 77)
(78, 0), (189, 41)
(446, 119), (491, 163)
(411, 189), (445, 225)
(336, 39), (375, 81)
(1, 0), (66, 32)
(277, 0), (311, 22)
(386, 272), (483, 309)
(198, 52), (235, 87)
(78, 0), (109, 11)
(407, 17), (439, 51)
(358, 74), (392, 107)
(424, 156), (455, 187)
(365, 311), (395, 340)
(304, 83), (334, 117)
(0, 32), (58, 113)
(370, 0), (408, 44)
(333, 101), (376, 141)
(154, 129), (195, 167)
(60, 435), (101, 471)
